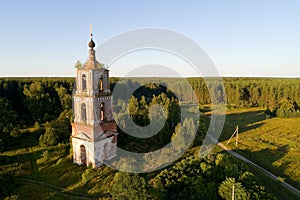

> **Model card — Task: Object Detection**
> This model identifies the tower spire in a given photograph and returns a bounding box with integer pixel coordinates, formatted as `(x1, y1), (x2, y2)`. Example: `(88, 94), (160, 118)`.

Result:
(90, 24), (93, 38)
(88, 24), (95, 49)
(84, 24), (97, 69)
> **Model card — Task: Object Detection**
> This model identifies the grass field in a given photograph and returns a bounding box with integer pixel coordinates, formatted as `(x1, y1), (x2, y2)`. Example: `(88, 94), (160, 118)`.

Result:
(0, 129), (116, 199)
(216, 108), (300, 190)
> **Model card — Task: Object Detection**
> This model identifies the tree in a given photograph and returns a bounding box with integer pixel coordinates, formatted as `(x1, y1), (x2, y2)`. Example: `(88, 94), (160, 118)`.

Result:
(0, 98), (17, 136)
(74, 60), (82, 69)
(188, 177), (217, 200)
(218, 177), (248, 200)
(0, 172), (17, 198)
(10, 128), (21, 138)
(97, 62), (104, 69)
(38, 111), (71, 146)
(34, 121), (40, 130)
(167, 98), (180, 126)
(276, 98), (300, 118)
(171, 118), (196, 152)
(128, 96), (139, 124)
(239, 87), (251, 107)
(139, 96), (149, 125)
(23, 81), (49, 121)
(149, 103), (167, 129)
(111, 172), (148, 200)
(55, 86), (72, 110)
(39, 126), (59, 146)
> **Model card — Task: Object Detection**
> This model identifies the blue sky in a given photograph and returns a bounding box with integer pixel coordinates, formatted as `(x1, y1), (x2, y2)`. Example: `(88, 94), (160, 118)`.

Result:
(0, 0), (299, 77)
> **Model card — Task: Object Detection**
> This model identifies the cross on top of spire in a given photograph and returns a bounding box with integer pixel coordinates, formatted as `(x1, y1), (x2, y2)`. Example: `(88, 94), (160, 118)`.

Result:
(88, 24), (95, 49)
(90, 24), (93, 38)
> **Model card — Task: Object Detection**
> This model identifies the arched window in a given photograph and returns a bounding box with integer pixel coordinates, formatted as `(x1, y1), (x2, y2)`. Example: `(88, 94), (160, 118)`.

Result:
(81, 103), (86, 121)
(80, 145), (86, 165)
(99, 76), (103, 93)
(100, 102), (105, 121)
(82, 74), (87, 91)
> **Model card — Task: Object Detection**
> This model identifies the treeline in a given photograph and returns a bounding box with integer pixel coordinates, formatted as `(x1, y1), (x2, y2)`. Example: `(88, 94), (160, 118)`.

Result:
(0, 78), (74, 151)
(0, 78), (73, 123)
(0, 77), (299, 149)
(111, 77), (300, 118)
(190, 77), (300, 108)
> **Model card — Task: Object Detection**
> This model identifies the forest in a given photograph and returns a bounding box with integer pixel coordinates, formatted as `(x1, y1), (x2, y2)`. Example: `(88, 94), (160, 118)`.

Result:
(0, 77), (299, 199)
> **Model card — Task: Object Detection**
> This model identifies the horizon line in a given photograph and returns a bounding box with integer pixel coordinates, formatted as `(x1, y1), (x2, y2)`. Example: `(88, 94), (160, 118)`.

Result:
(0, 75), (299, 79)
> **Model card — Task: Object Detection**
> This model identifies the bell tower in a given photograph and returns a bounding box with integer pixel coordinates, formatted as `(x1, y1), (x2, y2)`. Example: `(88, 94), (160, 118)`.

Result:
(71, 27), (118, 168)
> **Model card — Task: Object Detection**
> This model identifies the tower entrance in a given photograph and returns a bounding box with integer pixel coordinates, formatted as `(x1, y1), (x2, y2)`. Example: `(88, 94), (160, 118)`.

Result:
(80, 145), (87, 165)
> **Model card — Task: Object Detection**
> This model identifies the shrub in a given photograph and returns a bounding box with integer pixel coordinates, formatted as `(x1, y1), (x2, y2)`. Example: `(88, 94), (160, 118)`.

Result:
(34, 121), (40, 130)
(10, 128), (21, 138)
(4, 195), (19, 200)
(39, 127), (59, 146)
(277, 176), (285, 183)
(41, 150), (49, 160)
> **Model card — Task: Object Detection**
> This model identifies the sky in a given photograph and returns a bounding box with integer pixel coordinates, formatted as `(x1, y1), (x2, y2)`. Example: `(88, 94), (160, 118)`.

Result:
(0, 0), (300, 77)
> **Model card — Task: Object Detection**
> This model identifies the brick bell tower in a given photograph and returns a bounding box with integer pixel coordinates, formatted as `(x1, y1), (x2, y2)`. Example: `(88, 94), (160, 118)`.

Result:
(71, 29), (118, 168)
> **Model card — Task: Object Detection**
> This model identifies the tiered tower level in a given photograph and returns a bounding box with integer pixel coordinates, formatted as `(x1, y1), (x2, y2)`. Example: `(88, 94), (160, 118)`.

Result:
(71, 32), (118, 168)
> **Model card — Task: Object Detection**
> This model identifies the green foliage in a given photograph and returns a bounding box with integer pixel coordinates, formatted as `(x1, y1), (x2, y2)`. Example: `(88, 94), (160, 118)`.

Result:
(277, 176), (285, 183)
(0, 77), (298, 199)
(74, 60), (83, 69)
(81, 168), (96, 184)
(97, 62), (104, 69)
(275, 98), (300, 118)
(55, 86), (72, 110)
(0, 77), (74, 127)
(0, 138), (4, 152)
(118, 89), (181, 153)
(0, 172), (18, 198)
(218, 177), (248, 200)
(39, 109), (71, 146)
(23, 81), (49, 122)
(128, 96), (139, 117)
(41, 150), (49, 160)
(0, 98), (17, 135)
(184, 177), (218, 200)
(223, 108), (300, 197)
(188, 77), (300, 109)
(4, 195), (19, 200)
(264, 108), (276, 118)
(111, 172), (148, 200)
(34, 121), (40, 130)
(39, 126), (59, 146)
(171, 118), (196, 152)
(10, 128), (21, 138)
(151, 153), (275, 199)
